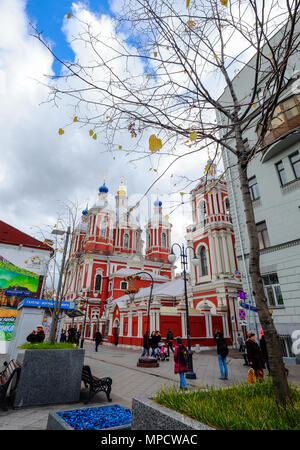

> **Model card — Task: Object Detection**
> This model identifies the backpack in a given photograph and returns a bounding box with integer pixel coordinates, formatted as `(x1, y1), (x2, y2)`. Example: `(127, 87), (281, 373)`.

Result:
(179, 344), (189, 365)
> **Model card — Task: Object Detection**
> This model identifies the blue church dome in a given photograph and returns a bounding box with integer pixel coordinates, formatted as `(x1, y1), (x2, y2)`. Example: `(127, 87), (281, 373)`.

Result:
(154, 199), (162, 207)
(99, 182), (109, 193)
(82, 208), (88, 216)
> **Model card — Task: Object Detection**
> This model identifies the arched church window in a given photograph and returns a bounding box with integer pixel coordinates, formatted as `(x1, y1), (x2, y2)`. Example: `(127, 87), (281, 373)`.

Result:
(162, 232), (167, 248)
(121, 281), (128, 290)
(200, 247), (208, 276)
(148, 232), (151, 248)
(94, 274), (102, 291)
(124, 233), (129, 248)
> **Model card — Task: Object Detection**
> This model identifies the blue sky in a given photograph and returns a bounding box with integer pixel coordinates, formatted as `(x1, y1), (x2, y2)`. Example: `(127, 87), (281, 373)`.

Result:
(26, 0), (112, 75)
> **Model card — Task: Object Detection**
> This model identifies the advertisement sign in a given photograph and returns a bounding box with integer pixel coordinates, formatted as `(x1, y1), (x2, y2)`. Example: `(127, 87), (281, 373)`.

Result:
(0, 309), (18, 342)
(0, 256), (40, 309)
(0, 256), (40, 344)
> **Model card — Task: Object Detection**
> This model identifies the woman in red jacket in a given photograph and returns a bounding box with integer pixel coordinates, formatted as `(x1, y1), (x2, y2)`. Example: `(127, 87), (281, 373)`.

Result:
(174, 337), (189, 389)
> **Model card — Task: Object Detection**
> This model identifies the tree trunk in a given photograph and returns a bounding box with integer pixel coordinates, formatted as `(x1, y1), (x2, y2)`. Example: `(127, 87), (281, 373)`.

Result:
(236, 142), (291, 407)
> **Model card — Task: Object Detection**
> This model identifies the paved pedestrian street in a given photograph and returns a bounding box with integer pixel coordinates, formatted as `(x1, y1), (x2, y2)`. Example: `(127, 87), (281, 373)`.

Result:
(0, 343), (299, 430)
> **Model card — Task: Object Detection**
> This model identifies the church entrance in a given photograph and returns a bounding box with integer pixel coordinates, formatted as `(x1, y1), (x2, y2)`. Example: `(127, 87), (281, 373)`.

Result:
(112, 318), (120, 346)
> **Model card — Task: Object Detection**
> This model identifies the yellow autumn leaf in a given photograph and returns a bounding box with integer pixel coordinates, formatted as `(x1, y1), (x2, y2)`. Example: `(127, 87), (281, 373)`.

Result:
(186, 0), (190, 7)
(149, 134), (162, 152)
(253, 103), (257, 108)
(166, 46), (169, 50)
(93, 133), (97, 140)
(189, 130), (198, 141)
(58, 128), (64, 135)
(106, 115), (110, 119)
(89, 129), (94, 136)
(73, 116), (78, 122)
(67, 13), (71, 19)
(187, 20), (196, 28)
(208, 191), (212, 195)
(25, 260), (28, 264)
(165, 215), (169, 221)
(129, 208), (134, 212)
(204, 165), (210, 172)
(118, 145), (122, 150)
(153, 169), (158, 172)
(220, 0), (228, 6)
(180, 192), (185, 196)
(268, 52), (273, 57)
(154, 52), (158, 57)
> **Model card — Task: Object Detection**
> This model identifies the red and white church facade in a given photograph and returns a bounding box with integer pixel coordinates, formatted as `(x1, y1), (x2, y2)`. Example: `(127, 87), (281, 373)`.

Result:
(62, 162), (243, 349)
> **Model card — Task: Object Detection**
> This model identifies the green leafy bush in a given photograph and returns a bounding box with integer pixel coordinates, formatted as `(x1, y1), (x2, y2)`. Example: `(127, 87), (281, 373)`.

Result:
(153, 378), (300, 430)
(18, 342), (78, 350)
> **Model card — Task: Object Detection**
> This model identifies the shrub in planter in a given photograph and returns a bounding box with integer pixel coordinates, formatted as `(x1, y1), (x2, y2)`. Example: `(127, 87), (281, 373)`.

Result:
(153, 379), (300, 430)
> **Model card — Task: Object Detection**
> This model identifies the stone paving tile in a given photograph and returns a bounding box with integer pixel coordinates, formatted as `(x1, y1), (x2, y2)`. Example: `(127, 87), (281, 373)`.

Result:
(0, 342), (299, 430)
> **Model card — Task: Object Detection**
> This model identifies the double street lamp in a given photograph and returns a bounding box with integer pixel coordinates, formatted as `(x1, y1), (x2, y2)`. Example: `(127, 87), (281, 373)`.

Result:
(124, 271), (159, 368)
(168, 243), (200, 380)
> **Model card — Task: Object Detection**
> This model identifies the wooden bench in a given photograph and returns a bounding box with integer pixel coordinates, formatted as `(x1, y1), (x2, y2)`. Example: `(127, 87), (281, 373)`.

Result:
(81, 365), (112, 404)
(0, 360), (21, 411)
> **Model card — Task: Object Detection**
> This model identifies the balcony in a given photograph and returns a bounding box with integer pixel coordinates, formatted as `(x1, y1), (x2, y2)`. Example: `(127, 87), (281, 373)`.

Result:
(258, 94), (300, 162)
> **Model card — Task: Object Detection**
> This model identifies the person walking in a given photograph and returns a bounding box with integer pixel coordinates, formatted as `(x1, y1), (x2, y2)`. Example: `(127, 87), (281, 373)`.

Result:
(94, 330), (102, 352)
(141, 331), (150, 357)
(237, 333), (244, 352)
(166, 328), (174, 357)
(214, 330), (229, 380)
(174, 337), (189, 389)
(60, 330), (67, 342)
(246, 332), (265, 383)
(259, 328), (270, 375)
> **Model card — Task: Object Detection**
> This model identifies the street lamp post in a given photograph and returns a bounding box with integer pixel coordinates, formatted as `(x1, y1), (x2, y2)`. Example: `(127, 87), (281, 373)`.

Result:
(124, 272), (159, 368)
(80, 290), (90, 348)
(168, 243), (200, 379)
(49, 225), (71, 344)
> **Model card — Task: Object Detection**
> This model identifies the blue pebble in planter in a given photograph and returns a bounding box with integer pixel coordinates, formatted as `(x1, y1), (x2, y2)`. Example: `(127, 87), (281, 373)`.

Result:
(57, 405), (131, 430)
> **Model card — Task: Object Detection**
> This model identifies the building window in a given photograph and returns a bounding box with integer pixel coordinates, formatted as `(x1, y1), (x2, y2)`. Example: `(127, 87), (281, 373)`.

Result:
(121, 281), (128, 290)
(161, 232), (167, 248)
(262, 273), (284, 306)
(100, 216), (107, 238)
(94, 274), (102, 292)
(108, 281), (112, 291)
(248, 176), (260, 201)
(200, 247), (208, 276)
(123, 233), (129, 248)
(289, 151), (300, 179)
(275, 161), (288, 186)
(256, 221), (270, 249)
(148, 232), (151, 248)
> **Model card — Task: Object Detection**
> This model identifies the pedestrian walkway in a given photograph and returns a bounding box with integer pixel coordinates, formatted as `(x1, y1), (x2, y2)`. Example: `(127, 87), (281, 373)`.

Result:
(0, 343), (299, 430)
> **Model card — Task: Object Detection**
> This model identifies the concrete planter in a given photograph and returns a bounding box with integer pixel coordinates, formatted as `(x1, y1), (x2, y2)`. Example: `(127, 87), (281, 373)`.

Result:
(131, 397), (215, 430)
(47, 405), (131, 430)
(14, 348), (85, 408)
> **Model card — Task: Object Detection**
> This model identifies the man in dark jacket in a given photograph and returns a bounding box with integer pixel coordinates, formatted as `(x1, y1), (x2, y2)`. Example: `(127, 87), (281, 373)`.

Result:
(166, 328), (174, 356)
(94, 330), (102, 352)
(36, 326), (45, 342)
(141, 331), (150, 357)
(259, 329), (270, 375)
(26, 330), (39, 343)
(214, 330), (229, 380)
(246, 332), (265, 381)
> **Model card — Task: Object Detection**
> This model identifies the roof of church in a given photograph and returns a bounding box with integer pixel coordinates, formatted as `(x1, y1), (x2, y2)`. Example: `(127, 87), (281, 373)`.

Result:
(112, 278), (185, 306)
(112, 268), (169, 281)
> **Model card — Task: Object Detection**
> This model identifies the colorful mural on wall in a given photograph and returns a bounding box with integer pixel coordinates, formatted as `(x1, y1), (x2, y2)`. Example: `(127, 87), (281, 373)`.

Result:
(0, 256), (40, 343)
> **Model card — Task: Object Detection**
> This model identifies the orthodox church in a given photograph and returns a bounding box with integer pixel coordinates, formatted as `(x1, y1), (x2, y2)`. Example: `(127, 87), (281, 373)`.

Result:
(62, 161), (243, 349)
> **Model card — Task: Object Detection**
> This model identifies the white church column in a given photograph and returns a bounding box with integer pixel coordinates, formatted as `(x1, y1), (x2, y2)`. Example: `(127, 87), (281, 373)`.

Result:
(127, 312), (132, 337)
(137, 312), (143, 338)
(119, 313), (124, 337)
(213, 233), (222, 275)
(226, 233), (236, 273)
(221, 232), (231, 274)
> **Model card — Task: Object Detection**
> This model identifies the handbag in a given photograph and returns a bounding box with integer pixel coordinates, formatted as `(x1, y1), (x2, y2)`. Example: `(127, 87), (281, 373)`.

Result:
(247, 368), (257, 384)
